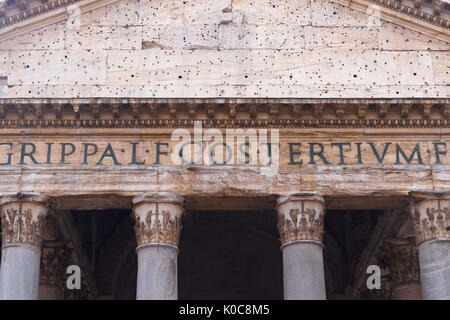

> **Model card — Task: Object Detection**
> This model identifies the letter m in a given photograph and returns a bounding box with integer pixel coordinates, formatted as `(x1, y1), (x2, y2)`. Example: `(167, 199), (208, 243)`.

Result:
(395, 143), (423, 164)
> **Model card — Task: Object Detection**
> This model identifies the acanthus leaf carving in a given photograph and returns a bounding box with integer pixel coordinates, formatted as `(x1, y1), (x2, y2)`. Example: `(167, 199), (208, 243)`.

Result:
(0, 204), (47, 247)
(377, 237), (420, 288)
(410, 198), (450, 244)
(134, 207), (183, 247)
(277, 202), (325, 244)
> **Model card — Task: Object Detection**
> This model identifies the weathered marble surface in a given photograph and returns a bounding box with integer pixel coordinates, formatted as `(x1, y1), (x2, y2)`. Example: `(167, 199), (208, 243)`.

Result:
(136, 245), (178, 300)
(0, 0), (447, 99)
(0, 244), (42, 300)
(282, 243), (326, 300)
(418, 240), (450, 300)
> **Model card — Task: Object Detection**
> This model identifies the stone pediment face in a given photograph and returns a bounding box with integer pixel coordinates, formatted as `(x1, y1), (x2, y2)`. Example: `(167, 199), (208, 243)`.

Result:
(0, 0), (449, 41)
(0, 0), (449, 99)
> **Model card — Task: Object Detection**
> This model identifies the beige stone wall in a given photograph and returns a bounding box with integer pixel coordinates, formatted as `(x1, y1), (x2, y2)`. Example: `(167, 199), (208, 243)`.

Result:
(0, 0), (448, 99)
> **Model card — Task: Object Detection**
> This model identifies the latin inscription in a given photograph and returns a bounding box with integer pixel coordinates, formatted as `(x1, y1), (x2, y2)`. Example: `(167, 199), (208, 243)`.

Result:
(0, 141), (446, 166)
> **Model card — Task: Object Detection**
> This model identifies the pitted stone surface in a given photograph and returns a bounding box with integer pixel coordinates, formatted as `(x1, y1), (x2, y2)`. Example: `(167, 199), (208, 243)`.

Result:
(0, 51), (8, 77)
(431, 52), (450, 86)
(0, 0), (447, 98)
(0, 22), (66, 51)
(156, 257), (176, 297)
(66, 26), (142, 50)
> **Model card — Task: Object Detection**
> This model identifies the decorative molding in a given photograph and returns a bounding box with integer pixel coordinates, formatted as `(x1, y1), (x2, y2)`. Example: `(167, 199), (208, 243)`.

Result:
(40, 240), (73, 287)
(276, 193), (325, 245)
(0, 98), (448, 106)
(0, 0), (120, 42)
(0, 193), (49, 247)
(132, 194), (184, 247)
(378, 237), (420, 288)
(0, 118), (448, 129)
(41, 239), (91, 300)
(0, 99), (448, 126)
(336, 0), (450, 42)
(42, 213), (60, 241)
(409, 191), (450, 244)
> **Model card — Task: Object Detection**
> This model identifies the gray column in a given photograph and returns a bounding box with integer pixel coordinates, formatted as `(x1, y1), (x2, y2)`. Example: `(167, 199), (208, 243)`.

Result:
(409, 191), (450, 300)
(0, 193), (49, 300)
(133, 193), (184, 300)
(276, 193), (326, 300)
(379, 237), (422, 300)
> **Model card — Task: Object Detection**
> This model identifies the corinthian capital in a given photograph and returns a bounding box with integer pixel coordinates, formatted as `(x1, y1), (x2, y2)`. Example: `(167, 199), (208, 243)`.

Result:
(378, 237), (420, 288)
(0, 193), (49, 247)
(409, 191), (450, 245)
(132, 193), (184, 248)
(276, 193), (325, 245)
(40, 241), (72, 287)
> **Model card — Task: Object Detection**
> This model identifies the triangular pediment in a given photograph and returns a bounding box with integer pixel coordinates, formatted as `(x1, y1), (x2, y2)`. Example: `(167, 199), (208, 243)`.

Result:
(0, 0), (448, 100)
(0, 0), (449, 42)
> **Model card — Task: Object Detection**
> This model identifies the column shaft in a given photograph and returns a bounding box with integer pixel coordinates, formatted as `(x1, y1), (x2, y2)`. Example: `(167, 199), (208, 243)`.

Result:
(136, 244), (178, 300)
(276, 193), (326, 300)
(282, 242), (326, 300)
(0, 193), (49, 300)
(417, 239), (450, 300)
(0, 244), (41, 299)
(410, 191), (450, 300)
(133, 193), (184, 300)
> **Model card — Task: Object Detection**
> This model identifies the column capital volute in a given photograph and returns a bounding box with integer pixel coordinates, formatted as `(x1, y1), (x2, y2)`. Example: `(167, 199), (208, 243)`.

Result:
(276, 192), (326, 246)
(378, 237), (420, 288)
(276, 192), (325, 209)
(0, 192), (50, 247)
(408, 190), (450, 245)
(0, 192), (49, 207)
(409, 190), (450, 202)
(132, 193), (184, 207)
(132, 193), (184, 248)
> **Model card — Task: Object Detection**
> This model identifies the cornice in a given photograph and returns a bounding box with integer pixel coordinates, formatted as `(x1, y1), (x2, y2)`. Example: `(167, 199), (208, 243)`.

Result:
(337, 0), (450, 42)
(0, 0), (120, 42)
(0, 98), (448, 129)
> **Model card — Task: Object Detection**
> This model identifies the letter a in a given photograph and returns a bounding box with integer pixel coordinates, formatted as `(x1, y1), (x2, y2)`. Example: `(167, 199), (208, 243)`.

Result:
(66, 265), (81, 290)
(366, 265), (381, 290)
